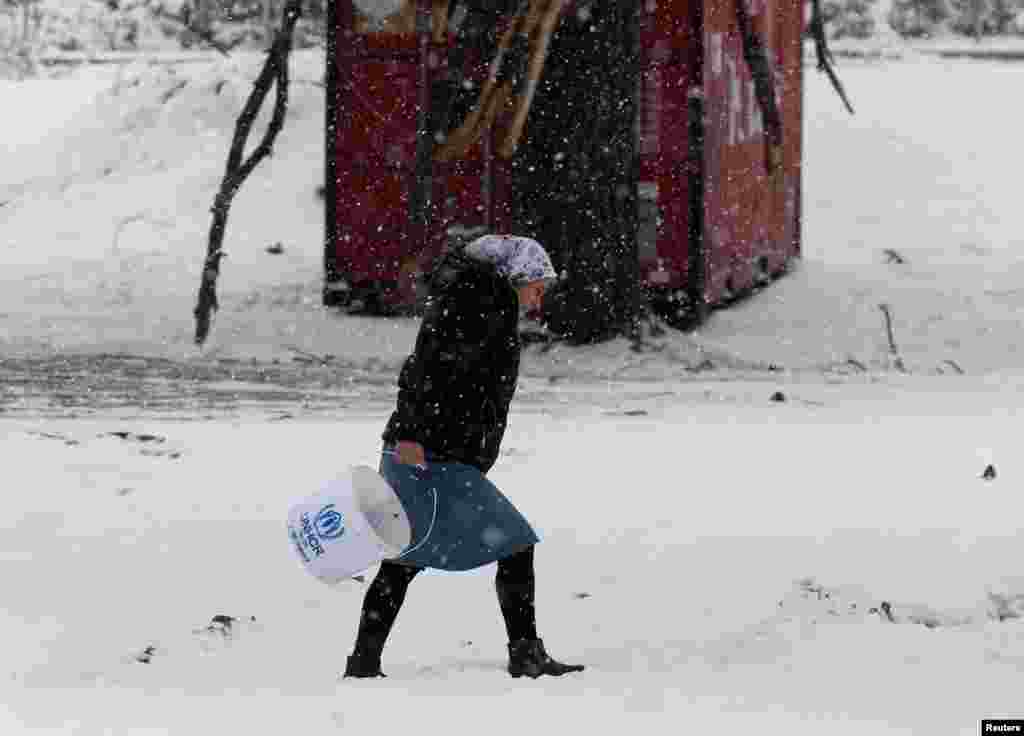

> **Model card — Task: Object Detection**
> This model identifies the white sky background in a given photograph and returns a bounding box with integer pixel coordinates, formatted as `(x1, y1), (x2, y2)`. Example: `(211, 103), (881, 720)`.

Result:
(2, 41), (1024, 734)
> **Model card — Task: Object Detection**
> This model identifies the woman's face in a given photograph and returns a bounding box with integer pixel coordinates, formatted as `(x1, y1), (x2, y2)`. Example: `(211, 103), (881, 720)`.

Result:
(516, 280), (547, 315)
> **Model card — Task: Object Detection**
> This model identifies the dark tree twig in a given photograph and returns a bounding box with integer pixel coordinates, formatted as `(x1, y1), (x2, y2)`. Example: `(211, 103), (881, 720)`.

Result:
(808, 0), (855, 115)
(879, 303), (907, 373)
(160, 79), (189, 104)
(942, 359), (965, 375)
(882, 248), (907, 265)
(193, 0), (302, 345)
(879, 601), (896, 623)
(285, 345), (335, 365)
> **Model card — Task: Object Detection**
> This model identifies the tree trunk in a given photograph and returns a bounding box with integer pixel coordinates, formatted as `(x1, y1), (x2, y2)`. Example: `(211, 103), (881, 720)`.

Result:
(20, 0), (30, 47)
(513, 0), (640, 344)
(193, 0), (301, 345)
(264, 0), (276, 41)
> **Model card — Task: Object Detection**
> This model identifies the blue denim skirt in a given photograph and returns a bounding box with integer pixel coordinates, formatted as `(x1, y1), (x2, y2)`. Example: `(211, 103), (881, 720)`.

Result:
(379, 447), (539, 571)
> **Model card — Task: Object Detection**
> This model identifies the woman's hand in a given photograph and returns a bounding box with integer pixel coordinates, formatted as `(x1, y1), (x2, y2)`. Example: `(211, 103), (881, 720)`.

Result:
(396, 440), (426, 466)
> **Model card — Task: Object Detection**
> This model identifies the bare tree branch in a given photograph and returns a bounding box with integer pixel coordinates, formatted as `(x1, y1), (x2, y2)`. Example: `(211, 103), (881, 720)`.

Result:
(808, 0), (855, 115)
(193, 0), (302, 346)
(942, 359), (965, 375)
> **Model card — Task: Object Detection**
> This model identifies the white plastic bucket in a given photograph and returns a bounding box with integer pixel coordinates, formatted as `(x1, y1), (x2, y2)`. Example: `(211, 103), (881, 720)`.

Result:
(287, 465), (412, 585)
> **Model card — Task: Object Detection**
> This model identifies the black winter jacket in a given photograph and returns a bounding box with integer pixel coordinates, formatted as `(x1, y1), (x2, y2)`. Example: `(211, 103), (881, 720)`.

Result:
(382, 251), (521, 473)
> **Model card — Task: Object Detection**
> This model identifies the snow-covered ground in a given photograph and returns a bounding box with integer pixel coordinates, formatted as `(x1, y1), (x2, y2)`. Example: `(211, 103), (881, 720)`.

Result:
(2, 48), (1024, 734)
(4, 51), (1024, 377)
(4, 380), (1024, 735)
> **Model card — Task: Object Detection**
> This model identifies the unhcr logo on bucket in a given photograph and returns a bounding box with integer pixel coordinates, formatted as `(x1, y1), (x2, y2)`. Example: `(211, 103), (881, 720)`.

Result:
(294, 504), (346, 560)
(299, 513), (325, 559)
(315, 504), (346, 541)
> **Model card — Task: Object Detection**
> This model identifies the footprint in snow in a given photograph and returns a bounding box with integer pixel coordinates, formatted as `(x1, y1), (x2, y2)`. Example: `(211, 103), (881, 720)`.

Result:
(103, 431), (183, 459)
(131, 615), (261, 665)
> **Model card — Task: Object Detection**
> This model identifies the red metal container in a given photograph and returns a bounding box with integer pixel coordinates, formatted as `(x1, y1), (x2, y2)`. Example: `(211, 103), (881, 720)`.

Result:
(699, 0), (804, 303)
(325, 0), (803, 319)
(324, 0), (514, 311)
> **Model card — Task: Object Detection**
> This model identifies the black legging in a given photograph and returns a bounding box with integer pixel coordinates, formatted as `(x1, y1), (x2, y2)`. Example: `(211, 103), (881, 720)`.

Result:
(352, 545), (538, 658)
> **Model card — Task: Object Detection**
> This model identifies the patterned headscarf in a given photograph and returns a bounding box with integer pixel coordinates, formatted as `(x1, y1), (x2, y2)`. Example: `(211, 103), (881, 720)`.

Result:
(463, 234), (557, 287)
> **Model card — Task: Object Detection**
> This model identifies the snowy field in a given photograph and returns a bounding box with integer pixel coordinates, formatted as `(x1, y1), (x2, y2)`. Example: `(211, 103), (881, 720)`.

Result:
(2, 48), (1024, 734)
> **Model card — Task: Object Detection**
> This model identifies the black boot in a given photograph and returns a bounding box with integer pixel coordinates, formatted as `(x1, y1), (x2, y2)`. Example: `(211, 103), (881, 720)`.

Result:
(507, 638), (584, 679)
(343, 651), (385, 679)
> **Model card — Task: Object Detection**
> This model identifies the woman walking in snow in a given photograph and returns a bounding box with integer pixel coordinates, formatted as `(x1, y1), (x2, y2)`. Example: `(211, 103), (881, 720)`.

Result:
(344, 234), (584, 680)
